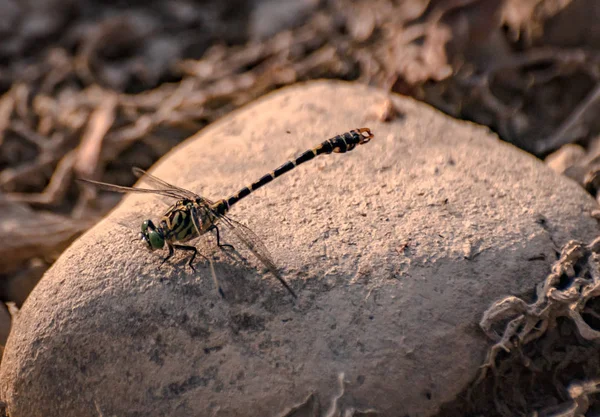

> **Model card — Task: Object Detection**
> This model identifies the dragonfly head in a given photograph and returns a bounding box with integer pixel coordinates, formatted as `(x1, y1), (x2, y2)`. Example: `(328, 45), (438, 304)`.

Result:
(140, 219), (165, 251)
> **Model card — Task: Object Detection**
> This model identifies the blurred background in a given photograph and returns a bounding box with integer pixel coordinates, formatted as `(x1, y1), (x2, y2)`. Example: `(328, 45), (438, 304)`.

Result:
(1, 0), (600, 362)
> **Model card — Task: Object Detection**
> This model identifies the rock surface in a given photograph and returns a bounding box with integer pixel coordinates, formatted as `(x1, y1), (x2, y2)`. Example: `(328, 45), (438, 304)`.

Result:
(1, 81), (598, 417)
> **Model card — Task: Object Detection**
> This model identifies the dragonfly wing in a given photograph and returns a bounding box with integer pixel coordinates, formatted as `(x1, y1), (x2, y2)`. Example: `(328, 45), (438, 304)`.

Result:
(77, 178), (190, 200)
(132, 168), (200, 201)
(217, 214), (297, 298)
(190, 204), (225, 298)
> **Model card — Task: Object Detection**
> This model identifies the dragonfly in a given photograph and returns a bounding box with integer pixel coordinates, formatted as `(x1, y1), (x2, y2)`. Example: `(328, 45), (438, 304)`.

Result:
(79, 128), (374, 299)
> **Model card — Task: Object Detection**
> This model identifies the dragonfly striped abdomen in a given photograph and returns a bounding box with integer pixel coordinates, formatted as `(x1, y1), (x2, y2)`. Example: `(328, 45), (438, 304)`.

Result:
(80, 128), (374, 299)
(215, 128), (373, 213)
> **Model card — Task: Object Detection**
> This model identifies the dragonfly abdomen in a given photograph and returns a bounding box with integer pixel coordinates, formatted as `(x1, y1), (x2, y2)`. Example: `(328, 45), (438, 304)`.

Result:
(219, 128), (373, 212)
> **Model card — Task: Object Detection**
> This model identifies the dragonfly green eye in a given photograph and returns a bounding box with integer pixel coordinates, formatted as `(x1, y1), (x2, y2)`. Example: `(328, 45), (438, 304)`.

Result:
(141, 220), (150, 233)
(147, 230), (165, 250)
(140, 219), (164, 250)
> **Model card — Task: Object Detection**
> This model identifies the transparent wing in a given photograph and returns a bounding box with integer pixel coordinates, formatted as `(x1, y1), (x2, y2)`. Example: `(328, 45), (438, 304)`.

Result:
(132, 168), (201, 201)
(190, 204), (225, 298)
(77, 178), (190, 200)
(78, 167), (204, 202)
(216, 213), (297, 298)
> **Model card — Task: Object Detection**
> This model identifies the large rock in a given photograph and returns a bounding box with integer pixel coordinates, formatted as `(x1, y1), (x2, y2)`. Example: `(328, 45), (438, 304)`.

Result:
(1, 81), (598, 417)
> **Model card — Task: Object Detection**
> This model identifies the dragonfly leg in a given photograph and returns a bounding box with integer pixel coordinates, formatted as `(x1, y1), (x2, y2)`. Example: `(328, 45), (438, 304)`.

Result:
(160, 244), (175, 268)
(173, 244), (198, 272)
(209, 225), (235, 251)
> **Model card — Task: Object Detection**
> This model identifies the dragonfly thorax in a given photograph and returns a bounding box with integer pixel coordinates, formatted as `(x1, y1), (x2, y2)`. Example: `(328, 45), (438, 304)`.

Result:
(158, 199), (219, 246)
